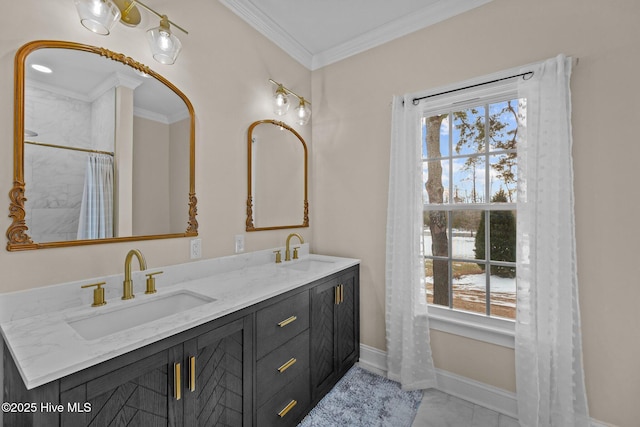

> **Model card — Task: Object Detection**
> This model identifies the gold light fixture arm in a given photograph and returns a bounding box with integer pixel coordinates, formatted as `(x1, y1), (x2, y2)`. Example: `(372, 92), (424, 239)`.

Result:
(116, 0), (189, 34)
(269, 79), (311, 105)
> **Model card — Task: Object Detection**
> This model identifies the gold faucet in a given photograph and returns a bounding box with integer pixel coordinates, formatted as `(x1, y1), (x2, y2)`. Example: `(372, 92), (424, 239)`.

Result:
(285, 233), (304, 261)
(123, 249), (147, 300)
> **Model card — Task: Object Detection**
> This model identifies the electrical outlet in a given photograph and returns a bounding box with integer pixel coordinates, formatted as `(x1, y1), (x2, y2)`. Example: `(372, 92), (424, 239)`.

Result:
(235, 234), (245, 253)
(190, 238), (201, 259)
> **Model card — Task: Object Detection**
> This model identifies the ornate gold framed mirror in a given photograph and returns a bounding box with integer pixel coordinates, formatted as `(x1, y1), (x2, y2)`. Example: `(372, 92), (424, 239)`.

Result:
(246, 120), (308, 231)
(7, 40), (197, 251)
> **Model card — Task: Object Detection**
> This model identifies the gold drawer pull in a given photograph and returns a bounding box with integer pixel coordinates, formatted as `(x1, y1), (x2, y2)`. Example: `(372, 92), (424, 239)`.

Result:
(189, 356), (196, 392)
(278, 315), (297, 328)
(174, 363), (181, 401)
(277, 399), (297, 418)
(277, 358), (297, 373)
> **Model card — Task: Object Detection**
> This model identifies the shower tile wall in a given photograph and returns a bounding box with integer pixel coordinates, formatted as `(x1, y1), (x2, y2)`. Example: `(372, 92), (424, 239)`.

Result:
(24, 85), (115, 243)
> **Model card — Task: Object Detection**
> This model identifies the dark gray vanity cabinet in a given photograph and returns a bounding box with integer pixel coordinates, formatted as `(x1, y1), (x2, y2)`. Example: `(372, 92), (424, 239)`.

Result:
(310, 267), (360, 403)
(5, 315), (253, 427)
(59, 344), (184, 426)
(58, 316), (252, 427)
(3, 264), (359, 427)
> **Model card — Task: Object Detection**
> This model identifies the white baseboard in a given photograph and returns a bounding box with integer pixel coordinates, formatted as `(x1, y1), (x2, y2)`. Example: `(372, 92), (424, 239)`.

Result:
(358, 344), (614, 427)
(358, 343), (517, 418)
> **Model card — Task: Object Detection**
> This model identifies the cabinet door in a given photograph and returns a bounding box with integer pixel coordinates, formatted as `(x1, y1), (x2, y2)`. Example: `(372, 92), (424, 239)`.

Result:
(309, 278), (338, 400)
(336, 269), (359, 372)
(60, 345), (183, 427)
(310, 267), (360, 402)
(183, 317), (252, 427)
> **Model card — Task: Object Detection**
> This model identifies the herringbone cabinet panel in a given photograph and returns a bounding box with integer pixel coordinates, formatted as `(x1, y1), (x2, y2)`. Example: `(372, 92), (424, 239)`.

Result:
(60, 347), (181, 427)
(193, 331), (244, 426)
(337, 276), (357, 367)
(310, 280), (337, 399)
(87, 366), (169, 426)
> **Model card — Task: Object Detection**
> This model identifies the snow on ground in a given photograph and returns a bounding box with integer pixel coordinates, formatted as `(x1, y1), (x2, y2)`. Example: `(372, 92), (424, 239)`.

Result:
(453, 273), (515, 293)
(424, 230), (516, 309)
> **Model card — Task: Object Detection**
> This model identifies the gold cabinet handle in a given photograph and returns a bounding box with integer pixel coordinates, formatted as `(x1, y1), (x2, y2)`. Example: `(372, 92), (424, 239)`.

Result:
(189, 356), (196, 392)
(174, 363), (181, 400)
(335, 286), (339, 305)
(277, 399), (297, 418)
(278, 315), (297, 328)
(340, 284), (344, 304)
(277, 358), (297, 373)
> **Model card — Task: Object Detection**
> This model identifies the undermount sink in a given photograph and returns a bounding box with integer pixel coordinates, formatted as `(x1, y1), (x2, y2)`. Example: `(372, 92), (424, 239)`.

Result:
(282, 258), (336, 271)
(68, 291), (215, 340)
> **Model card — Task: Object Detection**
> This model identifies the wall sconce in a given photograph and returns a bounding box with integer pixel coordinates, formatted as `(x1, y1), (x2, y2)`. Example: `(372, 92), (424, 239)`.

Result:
(269, 79), (312, 126)
(74, 0), (188, 65)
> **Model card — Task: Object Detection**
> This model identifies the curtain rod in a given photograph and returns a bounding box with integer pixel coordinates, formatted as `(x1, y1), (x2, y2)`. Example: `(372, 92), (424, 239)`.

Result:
(411, 71), (534, 106)
(25, 140), (114, 156)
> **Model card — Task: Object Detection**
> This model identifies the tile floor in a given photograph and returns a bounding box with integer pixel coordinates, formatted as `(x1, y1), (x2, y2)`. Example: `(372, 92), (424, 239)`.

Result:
(412, 389), (520, 427)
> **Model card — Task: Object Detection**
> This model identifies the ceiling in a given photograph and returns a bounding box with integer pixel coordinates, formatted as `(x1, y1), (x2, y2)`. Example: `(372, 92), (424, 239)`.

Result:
(219, 0), (493, 70)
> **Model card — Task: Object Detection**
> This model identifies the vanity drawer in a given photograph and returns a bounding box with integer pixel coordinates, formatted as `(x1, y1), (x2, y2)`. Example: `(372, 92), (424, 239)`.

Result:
(257, 372), (311, 427)
(256, 290), (309, 359)
(257, 330), (310, 406)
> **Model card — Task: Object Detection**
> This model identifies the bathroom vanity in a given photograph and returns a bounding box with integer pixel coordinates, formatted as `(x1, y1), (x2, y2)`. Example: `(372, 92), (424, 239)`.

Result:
(1, 248), (359, 426)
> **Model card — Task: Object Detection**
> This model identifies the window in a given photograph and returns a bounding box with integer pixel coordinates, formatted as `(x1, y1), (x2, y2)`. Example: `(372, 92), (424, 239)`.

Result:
(421, 84), (524, 329)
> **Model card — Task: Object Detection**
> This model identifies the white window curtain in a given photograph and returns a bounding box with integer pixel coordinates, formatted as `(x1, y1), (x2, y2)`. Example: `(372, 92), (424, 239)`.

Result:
(515, 54), (590, 426)
(385, 95), (437, 390)
(77, 153), (114, 240)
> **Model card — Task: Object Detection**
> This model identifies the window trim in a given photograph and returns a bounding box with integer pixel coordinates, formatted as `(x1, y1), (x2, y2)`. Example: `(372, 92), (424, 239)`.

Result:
(428, 304), (515, 348)
(419, 69), (522, 347)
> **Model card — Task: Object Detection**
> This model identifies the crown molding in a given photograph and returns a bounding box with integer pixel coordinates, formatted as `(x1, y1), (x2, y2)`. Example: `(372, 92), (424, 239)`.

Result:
(312, 0), (494, 70)
(219, 0), (313, 69)
(220, 0), (493, 71)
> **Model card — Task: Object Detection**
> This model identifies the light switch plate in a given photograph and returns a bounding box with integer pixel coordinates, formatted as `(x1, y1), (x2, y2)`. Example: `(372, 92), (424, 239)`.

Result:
(235, 234), (245, 253)
(190, 238), (202, 259)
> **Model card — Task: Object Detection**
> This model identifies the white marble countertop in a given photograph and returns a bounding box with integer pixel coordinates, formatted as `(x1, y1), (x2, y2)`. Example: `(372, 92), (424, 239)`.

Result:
(0, 248), (359, 390)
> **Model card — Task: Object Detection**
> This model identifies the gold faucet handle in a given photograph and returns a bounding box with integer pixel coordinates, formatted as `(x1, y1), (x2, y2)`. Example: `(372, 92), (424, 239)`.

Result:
(81, 282), (107, 307)
(273, 250), (282, 264)
(145, 271), (163, 294)
(293, 247), (300, 260)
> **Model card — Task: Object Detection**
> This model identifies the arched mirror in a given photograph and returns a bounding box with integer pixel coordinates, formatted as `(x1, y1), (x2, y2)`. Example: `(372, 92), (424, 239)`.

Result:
(246, 120), (308, 231)
(7, 40), (197, 251)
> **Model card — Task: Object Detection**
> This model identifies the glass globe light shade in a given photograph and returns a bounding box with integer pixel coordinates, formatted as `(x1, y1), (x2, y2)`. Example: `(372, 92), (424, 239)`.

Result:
(273, 85), (290, 116)
(295, 98), (311, 126)
(147, 16), (182, 65)
(74, 0), (121, 35)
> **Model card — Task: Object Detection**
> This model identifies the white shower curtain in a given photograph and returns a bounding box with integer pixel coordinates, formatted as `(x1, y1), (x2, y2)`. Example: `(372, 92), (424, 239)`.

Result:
(515, 55), (590, 426)
(77, 153), (114, 240)
(385, 95), (437, 390)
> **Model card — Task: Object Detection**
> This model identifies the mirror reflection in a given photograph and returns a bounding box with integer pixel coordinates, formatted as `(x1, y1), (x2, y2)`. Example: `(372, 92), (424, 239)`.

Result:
(7, 40), (197, 251)
(246, 120), (308, 231)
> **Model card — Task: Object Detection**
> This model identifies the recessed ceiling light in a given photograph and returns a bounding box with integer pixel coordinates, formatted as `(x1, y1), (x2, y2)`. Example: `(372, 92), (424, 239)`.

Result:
(31, 64), (52, 73)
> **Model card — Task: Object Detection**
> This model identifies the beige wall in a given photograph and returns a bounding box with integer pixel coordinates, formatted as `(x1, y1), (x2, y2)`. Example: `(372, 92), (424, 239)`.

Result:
(311, 0), (640, 425)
